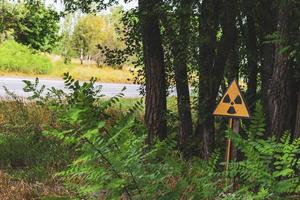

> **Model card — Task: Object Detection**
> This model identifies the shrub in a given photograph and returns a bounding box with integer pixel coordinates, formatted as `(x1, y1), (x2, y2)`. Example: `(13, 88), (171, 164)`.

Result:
(0, 40), (52, 74)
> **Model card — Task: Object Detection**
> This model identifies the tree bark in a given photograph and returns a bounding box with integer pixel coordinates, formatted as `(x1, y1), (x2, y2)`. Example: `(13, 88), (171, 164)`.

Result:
(293, 15), (300, 139)
(226, 44), (239, 81)
(80, 49), (84, 65)
(139, 0), (167, 143)
(266, 1), (297, 139)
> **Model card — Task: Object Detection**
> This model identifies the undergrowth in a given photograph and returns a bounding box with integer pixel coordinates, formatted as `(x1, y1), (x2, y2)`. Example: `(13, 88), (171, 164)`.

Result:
(23, 74), (299, 199)
(0, 74), (299, 199)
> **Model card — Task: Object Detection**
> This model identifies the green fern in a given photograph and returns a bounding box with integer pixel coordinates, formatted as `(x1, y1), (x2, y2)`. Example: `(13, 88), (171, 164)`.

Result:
(248, 101), (266, 138)
(227, 101), (300, 198)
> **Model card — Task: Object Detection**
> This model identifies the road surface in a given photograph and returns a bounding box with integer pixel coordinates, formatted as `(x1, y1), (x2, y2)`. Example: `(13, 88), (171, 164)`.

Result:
(0, 77), (142, 98)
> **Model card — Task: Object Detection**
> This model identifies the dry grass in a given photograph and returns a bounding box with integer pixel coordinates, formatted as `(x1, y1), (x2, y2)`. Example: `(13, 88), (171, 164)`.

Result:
(0, 97), (55, 135)
(51, 63), (134, 84)
(0, 171), (72, 200)
(0, 98), (73, 199)
(0, 171), (37, 200)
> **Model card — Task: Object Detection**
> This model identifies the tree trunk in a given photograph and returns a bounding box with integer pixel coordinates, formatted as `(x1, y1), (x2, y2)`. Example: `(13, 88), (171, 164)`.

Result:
(196, 0), (218, 159)
(139, 0), (167, 143)
(196, 0), (238, 159)
(226, 45), (239, 81)
(294, 90), (300, 139)
(243, 0), (258, 112)
(293, 19), (300, 139)
(256, 0), (277, 137)
(266, 1), (297, 139)
(172, 0), (193, 151)
(80, 49), (84, 65)
(160, 0), (193, 152)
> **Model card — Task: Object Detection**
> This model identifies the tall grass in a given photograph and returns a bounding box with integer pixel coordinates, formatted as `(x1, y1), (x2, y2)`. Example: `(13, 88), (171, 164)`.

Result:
(0, 95), (143, 199)
(0, 97), (75, 199)
(0, 40), (52, 74)
(0, 96), (73, 179)
(0, 171), (73, 200)
(51, 59), (134, 83)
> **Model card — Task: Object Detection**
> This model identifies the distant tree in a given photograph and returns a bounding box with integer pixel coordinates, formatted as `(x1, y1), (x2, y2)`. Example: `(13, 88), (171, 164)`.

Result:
(0, 1), (20, 42)
(56, 13), (76, 64)
(105, 6), (125, 49)
(0, 1), (60, 52)
(71, 12), (124, 65)
(72, 15), (105, 64)
(15, 1), (60, 52)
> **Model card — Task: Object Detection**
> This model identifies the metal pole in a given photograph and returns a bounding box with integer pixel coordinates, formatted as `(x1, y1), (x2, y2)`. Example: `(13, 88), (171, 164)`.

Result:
(226, 118), (233, 171)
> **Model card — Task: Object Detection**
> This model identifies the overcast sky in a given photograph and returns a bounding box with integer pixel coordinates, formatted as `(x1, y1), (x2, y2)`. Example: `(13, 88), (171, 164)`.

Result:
(45, 0), (138, 12)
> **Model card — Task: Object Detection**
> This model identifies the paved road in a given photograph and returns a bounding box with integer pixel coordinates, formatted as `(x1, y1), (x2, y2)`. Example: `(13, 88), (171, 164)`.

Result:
(0, 77), (142, 98)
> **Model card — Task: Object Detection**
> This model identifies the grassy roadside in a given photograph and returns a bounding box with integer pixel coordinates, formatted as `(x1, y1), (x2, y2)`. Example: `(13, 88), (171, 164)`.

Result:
(0, 98), (75, 199)
(49, 56), (135, 83)
(0, 41), (134, 83)
(0, 97), (142, 199)
(0, 68), (178, 199)
(0, 60), (134, 84)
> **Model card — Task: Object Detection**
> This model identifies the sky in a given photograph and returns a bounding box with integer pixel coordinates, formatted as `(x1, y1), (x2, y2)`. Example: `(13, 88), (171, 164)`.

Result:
(45, 0), (138, 13)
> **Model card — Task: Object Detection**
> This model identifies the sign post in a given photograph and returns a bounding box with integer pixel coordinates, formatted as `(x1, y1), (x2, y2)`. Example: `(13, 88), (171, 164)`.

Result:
(226, 118), (233, 171)
(213, 80), (251, 173)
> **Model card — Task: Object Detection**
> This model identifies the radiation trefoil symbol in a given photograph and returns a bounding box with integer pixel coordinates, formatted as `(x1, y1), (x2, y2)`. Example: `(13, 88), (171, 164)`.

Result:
(213, 80), (250, 118)
(223, 94), (242, 114)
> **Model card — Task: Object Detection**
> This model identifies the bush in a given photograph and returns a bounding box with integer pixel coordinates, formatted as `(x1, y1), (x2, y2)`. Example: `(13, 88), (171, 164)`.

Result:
(0, 40), (52, 74)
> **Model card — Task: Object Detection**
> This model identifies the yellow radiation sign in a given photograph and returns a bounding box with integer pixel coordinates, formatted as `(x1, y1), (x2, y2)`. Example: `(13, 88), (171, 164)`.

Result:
(213, 80), (250, 118)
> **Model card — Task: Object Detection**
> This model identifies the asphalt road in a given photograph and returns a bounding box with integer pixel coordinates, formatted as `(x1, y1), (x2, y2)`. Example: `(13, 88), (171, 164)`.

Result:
(0, 77), (142, 98)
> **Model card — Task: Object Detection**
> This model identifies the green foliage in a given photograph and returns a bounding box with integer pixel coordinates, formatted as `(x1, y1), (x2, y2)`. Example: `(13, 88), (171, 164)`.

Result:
(0, 1), (18, 42)
(0, 95), (73, 183)
(0, 40), (52, 74)
(53, 14), (76, 64)
(0, 1), (60, 52)
(21, 76), (300, 199)
(16, 1), (60, 51)
(71, 11), (125, 66)
(226, 102), (300, 199)
(39, 73), (145, 198)
(0, 132), (71, 182)
(23, 74), (222, 199)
